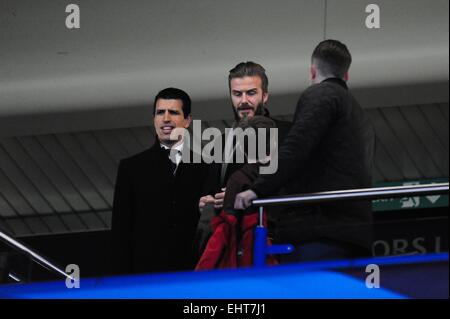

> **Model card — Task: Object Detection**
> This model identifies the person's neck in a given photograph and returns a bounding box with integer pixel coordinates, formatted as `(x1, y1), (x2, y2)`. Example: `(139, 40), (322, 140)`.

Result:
(314, 74), (345, 84)
(160, 140), (183, 149)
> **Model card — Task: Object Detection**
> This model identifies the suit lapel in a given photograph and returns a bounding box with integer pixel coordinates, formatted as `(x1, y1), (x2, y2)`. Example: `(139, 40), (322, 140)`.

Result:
(146, 142), (176, 180)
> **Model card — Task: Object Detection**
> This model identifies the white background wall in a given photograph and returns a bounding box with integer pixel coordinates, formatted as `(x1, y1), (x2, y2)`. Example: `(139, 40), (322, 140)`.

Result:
(0, 0), (448, 137)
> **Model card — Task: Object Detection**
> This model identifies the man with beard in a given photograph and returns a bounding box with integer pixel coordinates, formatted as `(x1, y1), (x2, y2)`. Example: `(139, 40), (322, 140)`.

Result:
(195, 62), (292, 255)
(199, 62), (292, 211)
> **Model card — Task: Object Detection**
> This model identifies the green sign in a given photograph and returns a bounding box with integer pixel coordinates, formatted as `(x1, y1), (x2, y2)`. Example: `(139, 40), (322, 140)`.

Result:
(372, 178), (448, 212)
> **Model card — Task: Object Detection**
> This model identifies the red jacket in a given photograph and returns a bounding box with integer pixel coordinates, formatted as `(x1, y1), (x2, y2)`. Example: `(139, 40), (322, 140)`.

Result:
(195, 211), (277, 270)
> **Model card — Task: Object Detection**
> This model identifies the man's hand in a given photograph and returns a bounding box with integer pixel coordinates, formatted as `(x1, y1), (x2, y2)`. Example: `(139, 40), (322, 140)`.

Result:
(199, 195), (215, 212)
(234, 190), (258, 210)
(213, 188), (226, 210)
(199, 188), (226, 212)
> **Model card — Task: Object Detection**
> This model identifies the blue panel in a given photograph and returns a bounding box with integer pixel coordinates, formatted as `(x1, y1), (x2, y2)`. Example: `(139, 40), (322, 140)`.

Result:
(0, 253), (447, 299)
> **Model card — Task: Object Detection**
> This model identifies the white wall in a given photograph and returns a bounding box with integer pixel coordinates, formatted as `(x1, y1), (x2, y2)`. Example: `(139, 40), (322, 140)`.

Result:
(0, 0), (448, 137)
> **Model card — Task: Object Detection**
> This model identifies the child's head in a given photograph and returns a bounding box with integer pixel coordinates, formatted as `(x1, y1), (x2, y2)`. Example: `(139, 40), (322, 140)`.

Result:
(236, 115), (277, 163)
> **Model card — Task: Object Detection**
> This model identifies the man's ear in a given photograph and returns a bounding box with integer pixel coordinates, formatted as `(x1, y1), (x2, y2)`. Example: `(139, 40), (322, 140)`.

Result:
(343, 72), (349, 82)
(310, 65), (317, 81)
(263, 92), (269, 105)
(184, 115), (192, 128)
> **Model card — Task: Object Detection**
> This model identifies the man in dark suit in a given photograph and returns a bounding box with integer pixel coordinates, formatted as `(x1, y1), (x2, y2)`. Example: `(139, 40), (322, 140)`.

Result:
(111, 88), (209, 274)
(235, 40), (376, 261)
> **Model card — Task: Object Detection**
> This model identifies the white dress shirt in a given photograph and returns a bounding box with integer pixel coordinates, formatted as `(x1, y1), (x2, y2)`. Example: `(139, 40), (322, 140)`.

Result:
(160, 142), (184, 166)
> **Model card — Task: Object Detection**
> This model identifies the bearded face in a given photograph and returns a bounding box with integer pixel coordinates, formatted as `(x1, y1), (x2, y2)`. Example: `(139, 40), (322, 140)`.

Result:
(229, 76), (268, 121)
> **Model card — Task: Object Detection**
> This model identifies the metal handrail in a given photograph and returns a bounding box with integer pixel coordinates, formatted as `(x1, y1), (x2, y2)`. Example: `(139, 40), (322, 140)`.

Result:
(251, 182), (449, 267)
(0, 230), (72, 281)
(253, 183), (449, 207)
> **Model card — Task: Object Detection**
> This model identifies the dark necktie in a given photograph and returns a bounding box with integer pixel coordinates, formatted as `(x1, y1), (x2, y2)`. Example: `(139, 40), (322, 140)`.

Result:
(162, 147), (180, 175)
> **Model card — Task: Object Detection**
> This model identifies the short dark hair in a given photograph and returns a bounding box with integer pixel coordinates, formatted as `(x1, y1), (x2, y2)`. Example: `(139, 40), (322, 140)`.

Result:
(153, 87), (191, 118)
(237, 115), (276, 159)
(228, 61), (269, 93)
(311, 39), (352, 78)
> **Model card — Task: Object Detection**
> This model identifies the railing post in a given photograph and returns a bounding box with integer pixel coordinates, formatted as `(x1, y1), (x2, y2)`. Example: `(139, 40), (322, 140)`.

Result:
(253, 206), (267, 268)
(251, 183), (448, 268)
